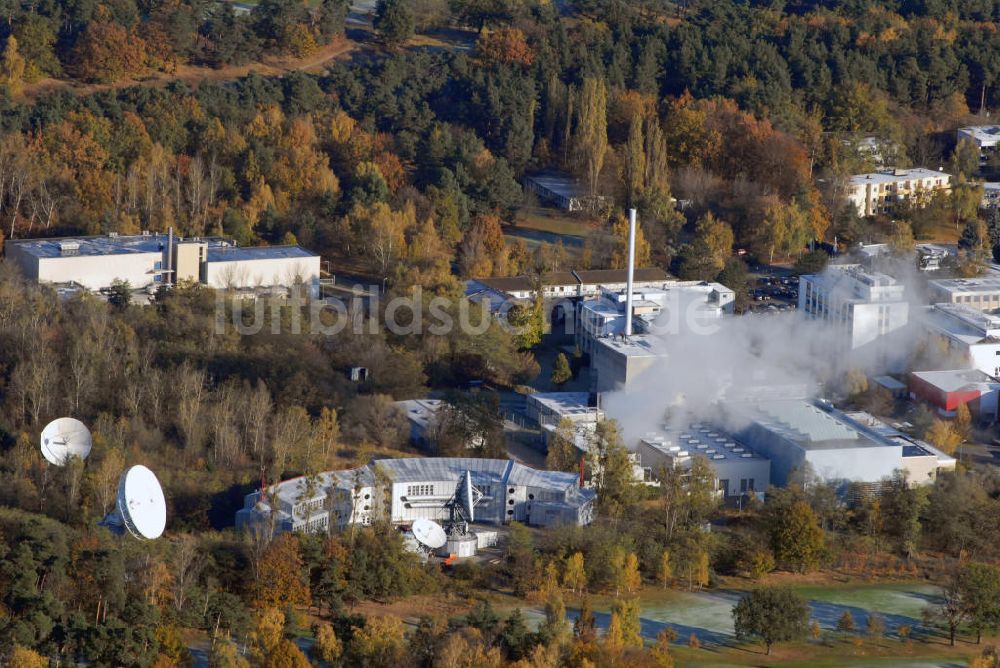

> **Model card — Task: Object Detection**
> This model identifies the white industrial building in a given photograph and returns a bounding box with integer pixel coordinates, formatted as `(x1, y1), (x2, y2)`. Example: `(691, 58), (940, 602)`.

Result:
(5, 233), (320, 297)
(575, 281), (734, 393)
(203, 244), (320, 293)
(577, 282), (734, 356)
(847, 168), (951, 217)
(637, 422), (770, 500)
(526, 392), (603, 429)
(799, 264), (909, 354)
(924, 303), (1000, 377)
(729, 399), (955, 489)
(928, 277), (1000, 312)
(235, 457), (597, 535)
(467, 267), (672, 302)
(957, 125), (1000, 165)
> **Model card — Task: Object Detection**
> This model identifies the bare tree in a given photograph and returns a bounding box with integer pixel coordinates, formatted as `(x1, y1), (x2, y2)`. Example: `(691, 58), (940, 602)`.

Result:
(242, 382), (273, 463)
(270, 405), (312, 475)
(171, 534), (204, 616)
(210, 382), (241, 466)
(175, 363), (207, 460)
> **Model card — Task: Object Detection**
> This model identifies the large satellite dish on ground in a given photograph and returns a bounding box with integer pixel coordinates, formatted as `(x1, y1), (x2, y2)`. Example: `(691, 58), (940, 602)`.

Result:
(412, 518), (447, 550)
(109, 465), (167, 540)
(40, 417), (92, 465)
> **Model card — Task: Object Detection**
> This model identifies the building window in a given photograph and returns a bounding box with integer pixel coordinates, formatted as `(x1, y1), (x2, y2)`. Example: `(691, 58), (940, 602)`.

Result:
(406, 484), (434, 496)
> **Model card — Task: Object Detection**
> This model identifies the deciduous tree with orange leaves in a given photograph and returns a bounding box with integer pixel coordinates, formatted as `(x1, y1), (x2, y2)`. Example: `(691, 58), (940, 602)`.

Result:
(252, 533), (310, 609)
(475, 27), (533, 67)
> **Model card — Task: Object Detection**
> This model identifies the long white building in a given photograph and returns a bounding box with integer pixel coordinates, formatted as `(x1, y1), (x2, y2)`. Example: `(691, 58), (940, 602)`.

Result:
(924, 303), (1000, 377)
(235, 457), (597, 535)
(928, 277), (1000, 312)
(799, 264), (908, 353)
(847, 168), (951, 217)
(5, 233), (320, 296)
(730, 399), (955, 488)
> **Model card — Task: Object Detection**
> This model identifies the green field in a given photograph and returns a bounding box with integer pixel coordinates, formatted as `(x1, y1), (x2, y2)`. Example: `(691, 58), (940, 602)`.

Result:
(513, 580), (980, 667)
(571, 581), (973, 666)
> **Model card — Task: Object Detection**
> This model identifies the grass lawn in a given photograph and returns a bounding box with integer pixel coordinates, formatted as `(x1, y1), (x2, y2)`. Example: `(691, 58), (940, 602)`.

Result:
(669, 638), (976, 667)
(512, 207), (597, 239)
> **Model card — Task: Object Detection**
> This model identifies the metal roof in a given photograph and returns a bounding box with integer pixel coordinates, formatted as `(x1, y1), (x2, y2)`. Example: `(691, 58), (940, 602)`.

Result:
(958, 125), (1000, 146)
(472, 268), (671, 294)
(639, 421), (766, 462)
(8, 234), (192, 258)
(205, 245), (317, 262)
(910, 369), (998, 394)
(528, 392), (595, 416)
(372, 457), (586, 492)
(7, 233), (318, 263)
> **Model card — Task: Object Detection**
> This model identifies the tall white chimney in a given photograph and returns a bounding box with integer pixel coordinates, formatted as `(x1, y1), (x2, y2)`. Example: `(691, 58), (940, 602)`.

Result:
(624, 208), (637, 337)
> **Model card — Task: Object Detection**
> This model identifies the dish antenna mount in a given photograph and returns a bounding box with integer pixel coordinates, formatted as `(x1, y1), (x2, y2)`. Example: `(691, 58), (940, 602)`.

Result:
(447, 470), (484, 529)
(100, 465), (167, 540)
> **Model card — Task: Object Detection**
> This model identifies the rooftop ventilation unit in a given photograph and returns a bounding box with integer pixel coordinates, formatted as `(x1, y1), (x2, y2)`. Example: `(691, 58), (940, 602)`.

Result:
(58, 240), (80, 255)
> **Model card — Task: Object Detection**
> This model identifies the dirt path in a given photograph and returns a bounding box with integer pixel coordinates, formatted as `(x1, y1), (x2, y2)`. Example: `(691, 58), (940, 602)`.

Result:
(22, 37), (359, 102)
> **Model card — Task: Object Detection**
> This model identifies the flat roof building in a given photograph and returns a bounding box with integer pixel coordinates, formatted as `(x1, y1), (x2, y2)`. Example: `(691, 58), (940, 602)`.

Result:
(637, 422), (770, 499)
(523, 171), (610, 211)
(468, 267), (672, 301)
(526, 392), (603, 429)
(730, 399), (954, 488)
(235, 457), (597, 534)
(5, 232), (320, 296)
(909, 369), (1000, 420)
(929, 277), (1000, 311)
(847, 168), (951, 217)
(799, 264), (908, 354)
(924, 303), (1000, 377)
(590, 333), (668, 393)
(578, 282), (734, 356)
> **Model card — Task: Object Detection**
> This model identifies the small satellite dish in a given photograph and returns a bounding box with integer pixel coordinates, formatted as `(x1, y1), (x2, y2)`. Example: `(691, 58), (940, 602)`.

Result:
(113, 465), (167, 540)
(40, 417), (92, 466)
(412, 518), (447, 550)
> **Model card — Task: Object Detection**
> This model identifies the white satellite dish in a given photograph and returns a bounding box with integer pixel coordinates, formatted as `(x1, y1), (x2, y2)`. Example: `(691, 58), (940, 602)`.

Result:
(411, 518), (447, 550)
(40, 417), (92, 466)
(112, 465), (167, 540)
(460, 470), (477, 522)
